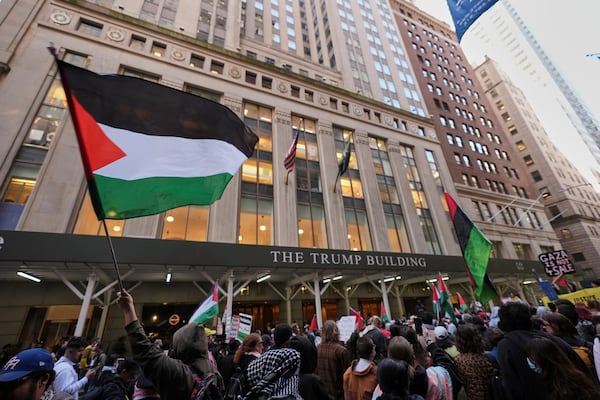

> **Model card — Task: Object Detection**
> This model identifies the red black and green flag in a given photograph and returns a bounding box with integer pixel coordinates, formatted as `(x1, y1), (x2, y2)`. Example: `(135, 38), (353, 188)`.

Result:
(444, 192), (498, 303)
(56, 59), (258, 220)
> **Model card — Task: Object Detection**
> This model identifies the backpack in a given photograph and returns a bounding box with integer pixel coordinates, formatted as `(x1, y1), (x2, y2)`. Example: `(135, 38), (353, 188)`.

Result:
(224, 367), (248, 400)
(572, 344), (594, 370)
(190, 368), (225, 400)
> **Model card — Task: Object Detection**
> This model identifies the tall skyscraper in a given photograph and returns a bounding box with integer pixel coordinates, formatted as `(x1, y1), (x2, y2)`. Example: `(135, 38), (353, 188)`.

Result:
(462, 0), (600, 186)
(388, 0), (558, 261)
(476, 57), (600, 279)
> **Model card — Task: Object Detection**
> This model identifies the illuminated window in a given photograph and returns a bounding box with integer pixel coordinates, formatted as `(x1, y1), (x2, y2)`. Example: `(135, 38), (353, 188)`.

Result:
(73, 194), (124, 236)
(162, 206), (209, 241)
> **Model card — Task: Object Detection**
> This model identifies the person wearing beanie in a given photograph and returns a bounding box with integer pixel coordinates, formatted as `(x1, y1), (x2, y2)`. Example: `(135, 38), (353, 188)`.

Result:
(272, 323), (293, 349)
(288, 335), (329, 400)
(0, 348), (72, 400)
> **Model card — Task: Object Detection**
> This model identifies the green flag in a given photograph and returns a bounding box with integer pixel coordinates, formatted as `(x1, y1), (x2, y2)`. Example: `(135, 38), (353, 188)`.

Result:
(444, 192), (498, 303)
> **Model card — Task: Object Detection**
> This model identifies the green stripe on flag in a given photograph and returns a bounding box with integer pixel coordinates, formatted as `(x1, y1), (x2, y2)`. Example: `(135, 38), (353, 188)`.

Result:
(94, 173), (233, 219)
(465, 227), (494, 302)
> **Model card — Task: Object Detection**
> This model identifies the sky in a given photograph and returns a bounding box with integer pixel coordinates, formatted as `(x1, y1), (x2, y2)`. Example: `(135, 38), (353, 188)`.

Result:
(412, 0), (600, 184)
(412, 0), (600, 118)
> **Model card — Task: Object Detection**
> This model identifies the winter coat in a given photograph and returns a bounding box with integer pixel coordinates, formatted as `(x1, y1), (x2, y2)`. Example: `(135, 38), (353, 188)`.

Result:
(343, 359), (377, 400)
(126, 320), (214, 400)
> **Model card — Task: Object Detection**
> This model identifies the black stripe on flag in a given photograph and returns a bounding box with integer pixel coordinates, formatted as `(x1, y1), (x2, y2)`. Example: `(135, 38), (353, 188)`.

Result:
(57, 60), (258, 157)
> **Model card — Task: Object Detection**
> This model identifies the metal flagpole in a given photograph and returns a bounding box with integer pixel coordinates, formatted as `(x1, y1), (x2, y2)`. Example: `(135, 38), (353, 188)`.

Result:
(101, 219), (124, 292)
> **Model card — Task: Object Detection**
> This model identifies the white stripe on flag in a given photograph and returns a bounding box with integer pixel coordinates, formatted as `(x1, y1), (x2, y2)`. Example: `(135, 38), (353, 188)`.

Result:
(96, 124), (248, 179)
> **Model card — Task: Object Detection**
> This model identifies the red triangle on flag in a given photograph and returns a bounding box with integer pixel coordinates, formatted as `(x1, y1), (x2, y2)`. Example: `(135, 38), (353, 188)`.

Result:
(309, 314), (318, 332)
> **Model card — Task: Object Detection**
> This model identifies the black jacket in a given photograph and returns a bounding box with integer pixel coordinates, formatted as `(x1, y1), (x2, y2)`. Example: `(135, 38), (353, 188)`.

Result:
(497, 330), (590, 400)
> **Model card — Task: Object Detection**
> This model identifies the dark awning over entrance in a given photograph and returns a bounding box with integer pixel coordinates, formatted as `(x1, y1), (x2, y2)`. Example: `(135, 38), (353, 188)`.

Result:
(0, 230), (544, 285)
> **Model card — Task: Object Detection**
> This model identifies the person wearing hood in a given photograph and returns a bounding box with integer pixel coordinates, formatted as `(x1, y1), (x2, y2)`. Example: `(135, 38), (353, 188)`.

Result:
(497, 302), (591, 400)
(288, 335), (329, 400)
(116, 288), (219, 400)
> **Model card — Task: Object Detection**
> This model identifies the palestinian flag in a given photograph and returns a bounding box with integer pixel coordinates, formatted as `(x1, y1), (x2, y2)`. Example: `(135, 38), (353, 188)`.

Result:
(381, 302), (390, 324)
(438, 272), (456, 322)
(56, 60), (258, 220)
(189, 283), (219, 324)
(444, 192), (498, 303)
(457, 292), (468, 313)
(349, 307), (364, 331)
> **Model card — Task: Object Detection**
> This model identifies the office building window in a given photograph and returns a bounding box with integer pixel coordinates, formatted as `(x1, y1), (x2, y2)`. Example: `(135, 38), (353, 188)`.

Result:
(240, 102), (273, 245)
(400, 146), (441, 254)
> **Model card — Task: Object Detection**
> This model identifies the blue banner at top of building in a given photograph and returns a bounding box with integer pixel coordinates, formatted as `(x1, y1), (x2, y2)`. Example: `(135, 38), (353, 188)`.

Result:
(446, 0), (499, 41)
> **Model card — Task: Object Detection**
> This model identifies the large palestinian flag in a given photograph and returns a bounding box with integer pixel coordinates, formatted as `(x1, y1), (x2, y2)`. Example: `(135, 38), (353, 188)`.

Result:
(56, 60), (258, 220)
(444, 192), (498, 303)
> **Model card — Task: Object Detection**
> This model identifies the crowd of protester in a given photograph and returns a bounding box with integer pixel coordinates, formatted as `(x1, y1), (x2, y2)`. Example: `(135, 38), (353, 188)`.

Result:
(2, 289), (600, 400)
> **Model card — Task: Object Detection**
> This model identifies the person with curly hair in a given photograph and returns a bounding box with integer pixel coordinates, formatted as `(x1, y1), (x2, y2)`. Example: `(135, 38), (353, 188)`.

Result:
(454, 324), (493, 400)
(526, 337), (600, 400)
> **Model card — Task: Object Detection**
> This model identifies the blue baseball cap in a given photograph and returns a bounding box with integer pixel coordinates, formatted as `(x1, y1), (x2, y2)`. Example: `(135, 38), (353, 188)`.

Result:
(0, 348), (54, 382)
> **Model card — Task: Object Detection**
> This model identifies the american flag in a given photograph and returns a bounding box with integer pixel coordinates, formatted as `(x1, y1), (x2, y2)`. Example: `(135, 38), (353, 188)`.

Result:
(283, 130), (299, 173)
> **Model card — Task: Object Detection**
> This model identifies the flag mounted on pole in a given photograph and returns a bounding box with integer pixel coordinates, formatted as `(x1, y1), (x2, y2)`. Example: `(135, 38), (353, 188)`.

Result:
(446, 0), (499, 41)
(189, 283), (219, 325)
(534, 271), (559, 301)
(55, 59), (259, 220)
(309, 314), (318, 332)
(349, 307), (364, 331)
(381, 302), (390, 324)
(283, 129), (299, 185)
(438, 273), (456, 322)
(553, 274), (572, 294)
(333, 141), (351, 193)
(456, 292), (468, 313)
(444, 192), (498, 304)
(431, 284), (441, 319)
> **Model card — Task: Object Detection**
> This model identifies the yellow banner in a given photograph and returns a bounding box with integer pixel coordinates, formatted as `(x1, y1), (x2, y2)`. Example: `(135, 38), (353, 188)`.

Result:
(541, 287), (600, 308)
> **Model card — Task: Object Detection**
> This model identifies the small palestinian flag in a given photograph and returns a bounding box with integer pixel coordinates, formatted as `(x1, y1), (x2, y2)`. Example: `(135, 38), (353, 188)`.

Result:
(381, 302), (390, 324)
(56, 59), (258, 220)
(189, 283), (219, 325)
(349, 307), (364, 331)
(438, 272), (456, 322)
(432, 284), (441, 318)
(444, 192), (498, 303)
(457, 292), (468, 313)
